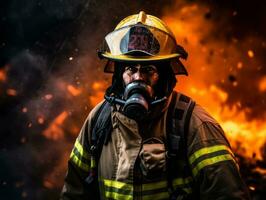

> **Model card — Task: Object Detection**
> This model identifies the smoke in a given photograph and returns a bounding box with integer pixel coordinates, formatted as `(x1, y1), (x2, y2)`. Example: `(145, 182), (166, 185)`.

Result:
(0, 1), (176, 199)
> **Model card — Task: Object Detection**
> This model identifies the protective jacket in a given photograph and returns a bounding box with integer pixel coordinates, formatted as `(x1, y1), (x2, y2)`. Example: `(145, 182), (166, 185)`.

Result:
(61, 92), (250, 200)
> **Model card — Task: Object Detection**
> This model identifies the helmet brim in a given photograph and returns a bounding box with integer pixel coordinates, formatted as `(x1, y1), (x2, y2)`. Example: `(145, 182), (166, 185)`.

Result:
(102, 52), (181, 62)
(102, 53), (188, 75)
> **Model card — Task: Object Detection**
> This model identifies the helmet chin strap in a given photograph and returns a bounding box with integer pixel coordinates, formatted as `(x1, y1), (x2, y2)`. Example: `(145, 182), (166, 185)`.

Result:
(104, 94), (167, 106)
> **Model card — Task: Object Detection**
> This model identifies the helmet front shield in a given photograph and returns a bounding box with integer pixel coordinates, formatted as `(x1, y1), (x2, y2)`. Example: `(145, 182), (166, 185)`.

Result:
(99, 24), (188, 75)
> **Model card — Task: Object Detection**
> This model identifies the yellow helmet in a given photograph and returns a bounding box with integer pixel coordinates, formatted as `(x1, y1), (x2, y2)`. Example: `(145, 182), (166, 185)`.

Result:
(98, 11), (188, 75)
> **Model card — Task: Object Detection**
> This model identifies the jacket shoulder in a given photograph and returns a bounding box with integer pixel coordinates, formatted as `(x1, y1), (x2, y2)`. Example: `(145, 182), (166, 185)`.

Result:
(190, 104), (219, 128)
(187, 104), (230, 149)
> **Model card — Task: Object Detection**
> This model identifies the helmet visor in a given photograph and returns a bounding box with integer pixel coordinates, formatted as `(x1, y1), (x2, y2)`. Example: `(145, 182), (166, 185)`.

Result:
(101, 25), (179, 58)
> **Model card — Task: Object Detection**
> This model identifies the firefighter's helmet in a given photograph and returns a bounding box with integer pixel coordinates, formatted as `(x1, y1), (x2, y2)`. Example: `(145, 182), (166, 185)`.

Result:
(98, 11), (188, 75)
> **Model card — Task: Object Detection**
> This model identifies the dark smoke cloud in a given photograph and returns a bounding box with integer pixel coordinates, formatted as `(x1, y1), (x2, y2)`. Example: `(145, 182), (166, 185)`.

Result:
(0, 1), (176, 199)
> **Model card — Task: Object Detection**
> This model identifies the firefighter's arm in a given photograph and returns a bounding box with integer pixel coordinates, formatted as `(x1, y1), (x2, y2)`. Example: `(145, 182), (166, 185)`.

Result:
(188, 121), (251, 200)
(60, 102), (104, 200)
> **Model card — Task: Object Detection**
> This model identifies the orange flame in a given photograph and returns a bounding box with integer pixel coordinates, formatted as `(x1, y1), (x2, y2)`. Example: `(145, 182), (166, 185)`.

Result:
(42, 111), (68, 140)
(247, 50), (254, 58)
(44, 94), (53, 100)
(163, 2), (266, 160)
(22, 107), (28, 113)
(89, 81), (107, 106)
(259, 76), (266, 92)
(0, 68), (7, 82)
(38, 117), (45, 124)
(6, 88), (17, 96)
(67, 85), (82, 96)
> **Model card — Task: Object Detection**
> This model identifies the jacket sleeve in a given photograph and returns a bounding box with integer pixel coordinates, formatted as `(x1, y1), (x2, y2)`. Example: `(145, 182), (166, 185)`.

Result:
(187, 105), (251, 200)
(60, 102), (104, 200)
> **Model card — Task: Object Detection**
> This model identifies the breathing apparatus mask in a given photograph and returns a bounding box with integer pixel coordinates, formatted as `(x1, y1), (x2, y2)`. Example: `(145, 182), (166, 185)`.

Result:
(105, 79), (167, 121)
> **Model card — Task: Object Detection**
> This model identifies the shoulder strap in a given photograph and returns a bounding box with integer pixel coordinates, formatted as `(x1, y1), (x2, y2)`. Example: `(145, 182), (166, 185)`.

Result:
(167, 91), (195, 157)
(91, 101), (112, 147)
(166, 92), (196, 198)
(174, 92), (195, 151)
(86, 101), (112, 184)
(166, 92), (195, 157)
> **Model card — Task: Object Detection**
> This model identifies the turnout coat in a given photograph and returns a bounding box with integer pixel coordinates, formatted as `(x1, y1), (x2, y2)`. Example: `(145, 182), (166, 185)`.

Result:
(61, 92), (250, 200)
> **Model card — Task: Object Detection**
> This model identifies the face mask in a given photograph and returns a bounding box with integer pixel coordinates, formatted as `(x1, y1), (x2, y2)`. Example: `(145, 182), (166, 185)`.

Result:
(105, 81), (167, 121)
(122, 81), (152, 120)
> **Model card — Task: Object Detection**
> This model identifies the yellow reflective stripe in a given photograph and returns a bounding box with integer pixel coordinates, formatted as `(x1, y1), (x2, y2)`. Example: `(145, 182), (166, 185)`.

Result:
(70, 151), (90, 171)
(192, 154), (235, 177)
(105, 191), (133, 200)
(172, 177), (193, 194)
(104, 180), (133, 200)
(102, 178), (192, 199)
(183, 187), (192, 194)
(104, 179), (133, 190)
(142, 180), (167, 190)
(172, 177), (192, 186)
(73, 139), (90, 159)
(189, 145), (234, 164)
(142, 191), (169, 200)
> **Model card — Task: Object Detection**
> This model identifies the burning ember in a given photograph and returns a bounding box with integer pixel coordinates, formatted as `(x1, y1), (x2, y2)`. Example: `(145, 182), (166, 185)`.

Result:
(67, 84), (82, 96)
(6, 88), (17, 96)
(0, 68), (7, 82)
(42, 111), (68, 140)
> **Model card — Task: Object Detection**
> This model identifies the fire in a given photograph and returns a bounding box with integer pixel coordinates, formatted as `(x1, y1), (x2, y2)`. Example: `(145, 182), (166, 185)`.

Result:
(38, 117), (45, 124)
(44, 94), (53, 100)
(164, 2), (266, 161)
(220, 113), (266, 160)
(0, 68), (7, 82)
(89, 81), (107, 106)
(259, 76), (266, 92)
(42, 111), (68, 140)
(247, 50), (254, 58)
(6, 88), (17, 96)
(237, 62), (243, 69)
(67, 84), (82, 96)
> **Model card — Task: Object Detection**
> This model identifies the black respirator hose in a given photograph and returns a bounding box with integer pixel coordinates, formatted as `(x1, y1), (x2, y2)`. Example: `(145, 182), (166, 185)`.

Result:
(104, 94), (167, 107)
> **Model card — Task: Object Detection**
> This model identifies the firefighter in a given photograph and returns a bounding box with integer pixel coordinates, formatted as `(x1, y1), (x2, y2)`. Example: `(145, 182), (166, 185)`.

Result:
(61, 11), (250, 200)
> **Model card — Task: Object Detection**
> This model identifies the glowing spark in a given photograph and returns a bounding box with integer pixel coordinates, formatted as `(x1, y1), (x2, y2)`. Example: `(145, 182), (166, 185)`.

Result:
(210, 85), (228, 102)
(28, 123), (32, 128)
(22, 107), (28, 113)
(67, 85), (82, 96)
(247, 50), (254, 58)
(69, 57), (73, 61)
(258, 76), (266, 92)
(38, 117), (45, 124)
(237, 62), (243, 69)
(89, 81), (107, 106)
(43, 180), (54, 189)
(92, 82), (104, 90)
(233, 81), (238, 87)
(44, 94), (53, 100)
(249, 186), (255, 191)
(42, 111), (68, 140)
(0, 68), (7, 82)
(6, 89), (17, 96)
